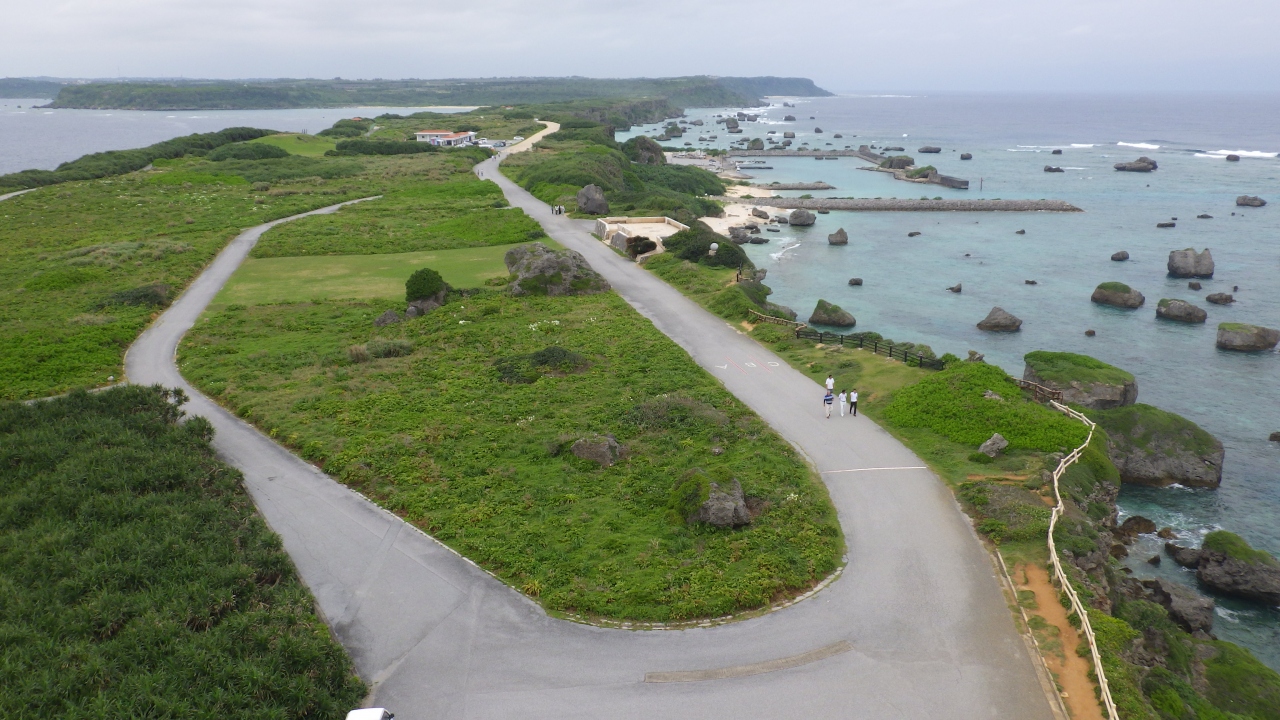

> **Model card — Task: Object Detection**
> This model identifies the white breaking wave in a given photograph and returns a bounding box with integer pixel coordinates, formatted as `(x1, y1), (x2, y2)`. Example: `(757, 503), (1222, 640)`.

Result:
(1201, 149), (1279, 159)
(770, 239), (802, 260)
(1071, 143), (1097, 148)
(1215, 606), (1242, 623)
(1118, 141), (1160, 150)
(1062, 167), (1087, 170)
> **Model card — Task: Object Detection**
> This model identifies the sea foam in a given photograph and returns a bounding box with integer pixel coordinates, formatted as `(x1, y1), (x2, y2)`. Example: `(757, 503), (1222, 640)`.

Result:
(1118, 141), (1160, 150)
(1201, 149), (1279, 159)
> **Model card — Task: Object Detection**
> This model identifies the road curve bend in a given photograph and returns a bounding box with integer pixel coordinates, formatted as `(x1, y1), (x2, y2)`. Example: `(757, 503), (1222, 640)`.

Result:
(120, 149), (1055, 719)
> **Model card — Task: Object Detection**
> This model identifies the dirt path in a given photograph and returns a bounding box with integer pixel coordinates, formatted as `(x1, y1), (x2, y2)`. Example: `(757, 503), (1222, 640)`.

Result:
(1018, 562), (1106, 720)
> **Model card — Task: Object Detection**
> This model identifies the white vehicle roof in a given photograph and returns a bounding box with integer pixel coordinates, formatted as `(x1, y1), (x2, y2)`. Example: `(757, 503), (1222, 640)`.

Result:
(346, 709), (392, 720)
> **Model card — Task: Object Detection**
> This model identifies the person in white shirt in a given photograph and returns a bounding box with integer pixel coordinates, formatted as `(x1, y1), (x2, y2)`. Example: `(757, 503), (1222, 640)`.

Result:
(825, 374), (835, 392)
(850, 389), (859, 416)
(837, 390), (847, 416)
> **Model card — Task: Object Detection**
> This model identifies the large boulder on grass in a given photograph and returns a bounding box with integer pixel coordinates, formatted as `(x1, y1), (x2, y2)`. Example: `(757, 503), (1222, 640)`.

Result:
(575, 184), (609, 215)
(1023, 351), (1138, 410)
(696, 479), (752, 527)
(1167, 248), (1215, 278)
(570, 434), (621, 467)
(504, 242), (610, 297)
(979, 433), (1008, 458)
(976, 307), (1022, 332)
(1091, 282), (1145, 308)
(1216, 323), (1280, 352)
(809, 299), (855, 327)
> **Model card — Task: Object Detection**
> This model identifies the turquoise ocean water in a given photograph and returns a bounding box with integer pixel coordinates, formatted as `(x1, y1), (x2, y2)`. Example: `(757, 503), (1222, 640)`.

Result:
(619, 94), (1280, 667)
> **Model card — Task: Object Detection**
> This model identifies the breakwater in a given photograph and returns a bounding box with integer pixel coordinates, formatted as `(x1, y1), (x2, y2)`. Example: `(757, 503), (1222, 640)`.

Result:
(748, 182), (836, 190)
(720, 197), (1083, 212)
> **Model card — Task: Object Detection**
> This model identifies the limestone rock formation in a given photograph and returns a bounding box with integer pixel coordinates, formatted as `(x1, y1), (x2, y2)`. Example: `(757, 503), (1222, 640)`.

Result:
(1110, 251), (1130, 262)
(907, 231), (921, 237)
(1091, 282), (1145, 308)
(728, 226), (750, 244)
(1166, 537), (1280, 605)
(1093, 404), (1223, 488)
(1117, 516), (1157, 541)
(947, 283), (962, 293)
(1115, 156), (1158, 172)
(977, 307), (1022, 332)
(783, 131), (796, 139)
(1236, 195), (1267, 207)
(1167, 248), (1214, 278)
(848, 277), (863, 286)
(808, 299), (856, 327)
(881, 156), (914, 170)
(374, 309), (403, 327)
(1140, 578), (1215, 634)
(1225, 154), (1240, 162)
(918, 146), (942, 153)
(630, 135), (666, 165)
(406, 290), (447, 317)
(1188, 281), (1202, 290)
(575, 184), (609, 215)
(1197, 214), (1213, 219)
(1206, 293), (1234, 305)
(828, 228), (848, 245)
(1051, 148), (1063, 155)
(1023, 352), (1138, 411)
(570, 434), (621, 467)
(1216, 323), (1280, 352)
(1044, 165), (1065, 173)
(979, 433), (1008, 457)
(1156, 221), (1176, 228)
(789, 208), (816, 226)
(504, 242), (610, 297)
(695, 479), (752, 528)
(1156, 299), (1207, 323)
(783, 114), (796, 121)
(960, 153), (972, 160)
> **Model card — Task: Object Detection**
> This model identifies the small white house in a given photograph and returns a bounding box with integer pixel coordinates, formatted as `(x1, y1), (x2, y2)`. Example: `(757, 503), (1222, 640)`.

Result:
(414, 129), (476, 146)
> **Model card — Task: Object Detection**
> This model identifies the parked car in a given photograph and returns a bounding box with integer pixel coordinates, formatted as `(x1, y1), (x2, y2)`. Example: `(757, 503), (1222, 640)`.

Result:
(346, 709), (394, 720)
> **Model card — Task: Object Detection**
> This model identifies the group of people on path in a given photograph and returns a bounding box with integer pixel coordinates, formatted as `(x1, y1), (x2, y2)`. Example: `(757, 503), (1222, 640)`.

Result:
(822, 374), (858, 419)
(551, 205), (566, 215)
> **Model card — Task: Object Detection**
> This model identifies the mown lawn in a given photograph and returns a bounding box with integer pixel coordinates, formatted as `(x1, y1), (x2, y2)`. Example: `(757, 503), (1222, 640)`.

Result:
(180, 290), (843, 622)
(249, 133), (338, 157)
(210, 241), (560, 309)
(0, 386), (366, 718)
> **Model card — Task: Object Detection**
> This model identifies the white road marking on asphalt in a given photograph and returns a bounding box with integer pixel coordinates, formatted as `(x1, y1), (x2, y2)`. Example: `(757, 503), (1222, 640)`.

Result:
(821, 466), (928, 474)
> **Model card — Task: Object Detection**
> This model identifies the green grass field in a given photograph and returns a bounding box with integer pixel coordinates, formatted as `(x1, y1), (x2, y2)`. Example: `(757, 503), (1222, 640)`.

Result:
(180, 290), (843, 622)
(249, 133), (338, 157)
(212, 241), (560, 309)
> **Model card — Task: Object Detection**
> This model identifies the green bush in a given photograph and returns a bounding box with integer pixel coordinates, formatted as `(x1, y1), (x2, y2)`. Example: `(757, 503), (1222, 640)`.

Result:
(1097, 281), (1134, 293)
(406, 267), (446, 301)
(880, 362), (1089, 451)
(207, 142), (290, 161)
(906, 165), (936, 178)
(367, 338), (414, 358)
(493, 346), (589, 383)
(968, 452), (995, 464)
(317, 118), (371, 138)
(332, 139), (439, 156)
(662, 221), (752, 269)
(668, 469), (714, 523)
(0, 386), (366, 716)
(97, 283), (171, 309)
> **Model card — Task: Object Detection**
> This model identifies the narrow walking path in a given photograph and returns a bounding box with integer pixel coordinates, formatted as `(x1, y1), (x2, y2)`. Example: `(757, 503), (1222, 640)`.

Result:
(120, 134), (1055, 719)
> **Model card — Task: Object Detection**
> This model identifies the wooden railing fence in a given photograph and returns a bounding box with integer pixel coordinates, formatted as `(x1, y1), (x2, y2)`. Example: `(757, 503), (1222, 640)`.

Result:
(792, 327), (947, 370)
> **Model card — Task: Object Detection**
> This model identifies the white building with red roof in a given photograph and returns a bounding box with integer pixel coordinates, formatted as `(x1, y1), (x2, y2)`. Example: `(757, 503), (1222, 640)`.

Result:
(414, 129), (476, 146)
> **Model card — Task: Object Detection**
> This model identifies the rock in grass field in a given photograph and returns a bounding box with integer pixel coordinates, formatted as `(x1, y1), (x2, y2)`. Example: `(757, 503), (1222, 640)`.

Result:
(1091, 281), (1145, 308)
(1156, 298), (1207, 323)
(1216, 322), (1280, 352)
(808, 299), (855, 327)
(976, 306), (1021, 332)
(570, 433), (621, 467)
(1091, 403), (1224, 488)
(1167, 531), (1280, 605)
(1167, 248), (1215, 278)
(575, 183), (609, 215)
(979, 433), (1008, 457)
(1023, 351), (1138, 410)
(505, 242), (610, 297)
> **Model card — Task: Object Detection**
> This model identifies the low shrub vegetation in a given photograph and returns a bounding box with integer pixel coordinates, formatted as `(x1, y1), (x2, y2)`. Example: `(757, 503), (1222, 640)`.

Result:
(0, 386), (365, 717)
(180, 290), (842, 622)
(1024, 350), (1135, 387)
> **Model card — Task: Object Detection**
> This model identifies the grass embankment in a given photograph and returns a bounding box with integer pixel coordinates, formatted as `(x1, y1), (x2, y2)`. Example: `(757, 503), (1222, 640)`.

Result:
(1089, 403), (1220, 456)
(180, 291), (842, 622)
(1024, 350), (1135, 387)
(1202, 531), (1279, 567)
(0, 386), (365, 717)
(0, 138), (534, 401)
(249, 133), (338, 157)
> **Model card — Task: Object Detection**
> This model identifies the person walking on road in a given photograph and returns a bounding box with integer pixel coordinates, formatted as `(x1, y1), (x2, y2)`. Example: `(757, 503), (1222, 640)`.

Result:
(837, 390), (847, 416)
(850, 389), (859, 417)
(825, 374), (835, 393)
(823, 390), (835, 418)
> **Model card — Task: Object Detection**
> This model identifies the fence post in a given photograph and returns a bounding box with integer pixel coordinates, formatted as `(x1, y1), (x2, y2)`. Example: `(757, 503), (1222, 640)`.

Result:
(917, 352), (923, 367)
(839, 334), (844, 347)
(873, 341), (878, 354)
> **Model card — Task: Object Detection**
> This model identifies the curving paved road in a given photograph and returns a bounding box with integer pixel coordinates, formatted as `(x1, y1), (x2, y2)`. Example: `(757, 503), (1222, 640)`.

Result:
(124, 134), (1056, 719)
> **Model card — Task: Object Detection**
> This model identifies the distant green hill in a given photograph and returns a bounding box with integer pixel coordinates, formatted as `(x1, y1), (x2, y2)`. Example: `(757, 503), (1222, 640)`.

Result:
(46, 76), (832, 111)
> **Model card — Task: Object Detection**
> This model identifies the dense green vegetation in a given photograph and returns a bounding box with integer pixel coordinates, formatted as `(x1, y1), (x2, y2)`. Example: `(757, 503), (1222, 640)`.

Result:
(1089, 403), (1220, 456)
(1202, 531), (1278, 566)
(0, 147), (496, 401)
(405, 267), (446, 301)
(0, 127), (276, 191)
(1097, 281), (1135, 293)
(500, 118), (725, 219)
(180, 291), (842, 622)
(1024, 350), (1135, 386)
(47, 76), (831, 111)
(206, 142), (290, 161)
(0, 386), (365, 717)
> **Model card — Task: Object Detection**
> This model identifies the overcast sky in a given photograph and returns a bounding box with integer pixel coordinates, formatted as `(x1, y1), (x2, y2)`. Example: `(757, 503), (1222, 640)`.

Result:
(5, 0), (1278, 92)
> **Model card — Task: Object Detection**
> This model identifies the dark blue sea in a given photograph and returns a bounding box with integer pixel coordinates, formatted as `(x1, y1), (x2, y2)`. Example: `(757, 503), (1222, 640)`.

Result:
(620, 94), (1280, 668)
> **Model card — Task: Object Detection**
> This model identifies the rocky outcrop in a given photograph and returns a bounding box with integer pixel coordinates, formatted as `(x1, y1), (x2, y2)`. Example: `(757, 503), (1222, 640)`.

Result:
(1236, 195), (1267, 207)
(960, 153), (972, 160)
(789, 208), (816, 226)
(1091, 282), (1145, 308)
(1156, 298), (1207, 323)
(1166, 536), (1280, 605)
(947, 283), (962, 293)
(979, 433), (1008, 457)
(1112, 251), (1130, 261)
(728, 226), (750, 244)
(809, 299), (855, 327)
(406, 289), (447, 317)
(750, 206), (769, 219)
(1023, 352), (1138, 410)
(374, 309), (403, 327)
(1117, 516), (1157, 542)
(1140, 578), (1215, 634)
(828, 228), (848, 245)
(1051, 149), (1063, 155)
(1167, 248), (1214, 278)
(1093, 404), (1223, 488)
(1188, 281), (1202, 290)
(1115, 156), (1158, 172)
(575, 184), (609, 215)
(881, 155), (914, 170)
(505, 242), (610, 297)
(1225, 154), (1240, 162)
(1156, 222), (1176, 228)
(695, 479), (752, 527)
(1216, 323), (1280, 352)
(977, 307), (1021, 332)
(1044, 166), (1065, 173)
(783, 115), (796, 121)
(630, 135), (666, 165)
(918, 146), (942, 153)
(848, 277), (863, 286)
(571, 434), (621, 467)
(1206, 293), (1234, 305)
